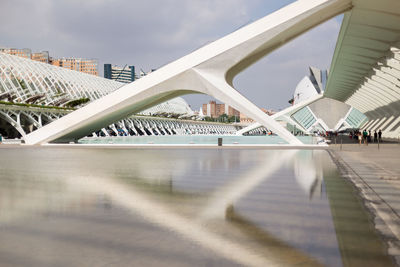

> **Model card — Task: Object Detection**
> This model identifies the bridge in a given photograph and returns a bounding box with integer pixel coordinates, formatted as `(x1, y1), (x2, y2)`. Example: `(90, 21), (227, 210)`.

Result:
(1, 0), (398, 145)
(23, 0), (354, 145)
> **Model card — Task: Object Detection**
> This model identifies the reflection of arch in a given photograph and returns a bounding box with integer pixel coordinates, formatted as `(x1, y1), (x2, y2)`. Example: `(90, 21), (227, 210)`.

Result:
(225, 205), (323, 266)
(199, 150), (296, 220)
(294, 151), (323, 198)
(25, 0), (352, 145)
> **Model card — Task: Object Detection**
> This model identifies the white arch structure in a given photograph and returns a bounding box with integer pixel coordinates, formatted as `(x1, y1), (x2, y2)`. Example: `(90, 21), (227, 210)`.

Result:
(25, 0), (354, 145)
(240, 0), (400, 138)
(324, 0), (400, 139)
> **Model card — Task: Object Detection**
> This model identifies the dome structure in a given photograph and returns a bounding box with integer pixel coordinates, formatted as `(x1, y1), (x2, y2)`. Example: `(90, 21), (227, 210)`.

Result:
(139, 97), (194, 116)
(290, 67), (367, 132)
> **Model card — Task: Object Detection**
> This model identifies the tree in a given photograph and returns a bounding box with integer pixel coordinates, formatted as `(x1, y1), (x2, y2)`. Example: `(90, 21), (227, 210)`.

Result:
(218, 114), (228, 123)
(65, 97), (90, 108)
(228, 115), (239, 123)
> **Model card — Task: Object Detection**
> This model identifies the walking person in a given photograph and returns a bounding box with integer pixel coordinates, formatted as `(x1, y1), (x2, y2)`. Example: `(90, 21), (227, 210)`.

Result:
(373, 130), (377, 143)
(363, 129), (368, 145)
(378, 129), (382, 143)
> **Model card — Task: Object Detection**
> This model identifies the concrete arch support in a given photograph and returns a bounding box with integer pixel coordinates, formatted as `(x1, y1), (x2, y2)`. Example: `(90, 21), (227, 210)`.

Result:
(0, 110), (26, 137)
(194, 69), (302, 144)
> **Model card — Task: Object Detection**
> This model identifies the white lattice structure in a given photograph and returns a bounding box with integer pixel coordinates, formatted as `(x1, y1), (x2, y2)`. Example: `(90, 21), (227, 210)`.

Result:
(0, 52), (232, 138)
(0, 52), (121, 106)
(99, 117), (239, 137)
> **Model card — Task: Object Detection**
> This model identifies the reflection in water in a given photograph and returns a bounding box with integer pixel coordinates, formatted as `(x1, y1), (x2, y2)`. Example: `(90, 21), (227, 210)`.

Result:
(199, 150), (296, 220)
(294, 150), (323, 199)
(0, 147), (395, 266)
(225, 205), (322, 266)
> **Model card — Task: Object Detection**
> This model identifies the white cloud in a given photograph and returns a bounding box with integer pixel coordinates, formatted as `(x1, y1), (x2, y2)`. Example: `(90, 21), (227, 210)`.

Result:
(162, 0), (250, 46)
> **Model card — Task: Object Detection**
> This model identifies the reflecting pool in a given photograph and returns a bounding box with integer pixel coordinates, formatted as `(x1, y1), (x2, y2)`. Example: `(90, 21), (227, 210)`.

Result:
(0, 147), (394, 266)
(78, 135), (315, 145)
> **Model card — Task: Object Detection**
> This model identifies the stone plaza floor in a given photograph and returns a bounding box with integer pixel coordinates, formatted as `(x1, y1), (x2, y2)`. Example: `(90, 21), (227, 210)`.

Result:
(329, 142), (400, 264)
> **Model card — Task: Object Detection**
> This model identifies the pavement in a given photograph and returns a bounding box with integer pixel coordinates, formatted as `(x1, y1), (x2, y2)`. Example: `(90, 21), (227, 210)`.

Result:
(328, 142), (400, 264)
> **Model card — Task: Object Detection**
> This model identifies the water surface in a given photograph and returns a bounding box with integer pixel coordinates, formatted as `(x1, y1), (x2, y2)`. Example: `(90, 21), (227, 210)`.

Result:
(79, 135), (314, 145)
(0, 147), (394, 266)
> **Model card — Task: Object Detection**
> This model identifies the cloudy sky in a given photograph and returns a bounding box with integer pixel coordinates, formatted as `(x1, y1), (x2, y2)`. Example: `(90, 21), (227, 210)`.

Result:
(0, 0), (342, 111)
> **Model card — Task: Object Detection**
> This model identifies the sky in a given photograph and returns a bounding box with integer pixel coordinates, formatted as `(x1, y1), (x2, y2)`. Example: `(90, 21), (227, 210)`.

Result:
(0, 0), (342, 111)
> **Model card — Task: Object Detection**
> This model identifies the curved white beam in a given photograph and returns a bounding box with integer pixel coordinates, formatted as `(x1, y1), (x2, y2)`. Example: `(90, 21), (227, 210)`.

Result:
(364, 79), (400, 102)
(355, 86), (388, 107)
(346, 98), (368, 113)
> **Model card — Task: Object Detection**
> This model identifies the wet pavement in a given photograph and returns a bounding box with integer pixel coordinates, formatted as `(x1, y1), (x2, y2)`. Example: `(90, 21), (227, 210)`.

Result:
(329, 143), (400, 265)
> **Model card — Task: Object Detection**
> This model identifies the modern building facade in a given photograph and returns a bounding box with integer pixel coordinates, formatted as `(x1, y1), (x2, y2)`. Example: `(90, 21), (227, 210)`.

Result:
(104, 64), (135, 83)
(52, 58), (98, 76)
(289, 67), (368, 133)
(239, 66), (369, 136)
(0, 48), (32, 59)
(31, 51), (51, 64)
(290, 67), (328, 105)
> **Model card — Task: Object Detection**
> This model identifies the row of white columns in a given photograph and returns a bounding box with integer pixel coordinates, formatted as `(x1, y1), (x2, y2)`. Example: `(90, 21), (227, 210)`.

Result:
(94, 117), (240, 138)
(346, 49), (400, 138)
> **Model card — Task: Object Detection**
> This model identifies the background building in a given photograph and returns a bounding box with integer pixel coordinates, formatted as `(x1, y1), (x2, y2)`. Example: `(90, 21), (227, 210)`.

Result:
(52, 58), (98, 76)
(0, 47), (31, 59)
(288, 67), (367, 133)
(240, 108), (275, 124)
(31, 51), (50, 63)
(202, 100), (240, 118)
(104, 64), (135, 83)
(0, 47), (98, 76)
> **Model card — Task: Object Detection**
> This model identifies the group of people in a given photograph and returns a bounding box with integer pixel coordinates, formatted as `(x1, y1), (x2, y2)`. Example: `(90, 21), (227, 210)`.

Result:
(349, 129), (382, 145)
